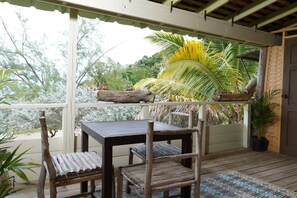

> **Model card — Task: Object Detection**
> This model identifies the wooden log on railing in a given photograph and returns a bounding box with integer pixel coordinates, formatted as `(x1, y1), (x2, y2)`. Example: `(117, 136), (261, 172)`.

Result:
(97, 90), (155, 103)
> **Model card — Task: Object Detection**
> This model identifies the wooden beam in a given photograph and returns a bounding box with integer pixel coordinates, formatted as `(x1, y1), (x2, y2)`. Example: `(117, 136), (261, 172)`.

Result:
(197, 0), (229, 14)
(227, 0), (277, 22)
(46, 0), (281, 46)
(249, 2), (297, 28)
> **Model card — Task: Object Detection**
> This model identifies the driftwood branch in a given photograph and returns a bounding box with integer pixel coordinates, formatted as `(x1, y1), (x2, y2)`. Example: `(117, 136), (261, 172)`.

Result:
(97, 90), (155, 103)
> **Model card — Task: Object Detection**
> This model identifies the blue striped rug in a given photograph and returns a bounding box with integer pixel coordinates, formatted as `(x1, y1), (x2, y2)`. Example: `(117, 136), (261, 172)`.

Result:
(201, 171), (297, 198)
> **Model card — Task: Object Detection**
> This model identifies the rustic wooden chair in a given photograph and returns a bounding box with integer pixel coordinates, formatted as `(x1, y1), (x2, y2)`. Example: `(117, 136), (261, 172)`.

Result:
(118, 119), (204, 198)
(37, 111), (112, 198)
(126, 110), (193, 194)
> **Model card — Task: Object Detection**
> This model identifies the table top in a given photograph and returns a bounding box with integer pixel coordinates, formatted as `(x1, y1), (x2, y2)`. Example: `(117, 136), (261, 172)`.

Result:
(81, 120), (184, 145)
(82, 120), (180, 137)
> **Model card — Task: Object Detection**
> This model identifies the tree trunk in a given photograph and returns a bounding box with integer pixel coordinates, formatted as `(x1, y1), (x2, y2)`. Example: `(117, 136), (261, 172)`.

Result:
(97, 90), (155, 103)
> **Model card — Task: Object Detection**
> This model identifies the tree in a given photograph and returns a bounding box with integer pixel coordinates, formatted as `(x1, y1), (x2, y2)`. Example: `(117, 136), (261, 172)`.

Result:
(0, 13), (65, 101)
(0, 69), (15, 104)
(122, 53), (163, 85)
(87, 57), (132, 90)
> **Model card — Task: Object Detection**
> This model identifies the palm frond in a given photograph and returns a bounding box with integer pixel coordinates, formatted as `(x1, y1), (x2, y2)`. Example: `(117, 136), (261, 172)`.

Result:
(145, 32), (186, 56)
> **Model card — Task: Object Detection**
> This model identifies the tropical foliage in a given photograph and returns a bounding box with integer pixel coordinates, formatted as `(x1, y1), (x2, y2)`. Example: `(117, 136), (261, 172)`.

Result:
(134, 32), (259, 123)
(0, 69), (15, 105)
(251, 89), (279, 140)
(0, 134), (39, 197)
(135, 32), (258, 101)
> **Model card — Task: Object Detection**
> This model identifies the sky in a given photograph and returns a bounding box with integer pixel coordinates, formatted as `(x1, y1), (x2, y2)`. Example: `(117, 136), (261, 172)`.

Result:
(0, 2), (161, 65)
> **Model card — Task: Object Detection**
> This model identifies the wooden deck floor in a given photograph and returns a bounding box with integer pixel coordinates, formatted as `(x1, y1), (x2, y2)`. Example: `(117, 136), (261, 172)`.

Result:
(7, 149), (297, 197)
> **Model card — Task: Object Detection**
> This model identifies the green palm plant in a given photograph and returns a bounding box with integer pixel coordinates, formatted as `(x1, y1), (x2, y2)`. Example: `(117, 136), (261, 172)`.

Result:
(251, 89), (279, 140)
(0, 134), (39, 198)
(135, 32), (258, 123)
(136, 32), (253, 101)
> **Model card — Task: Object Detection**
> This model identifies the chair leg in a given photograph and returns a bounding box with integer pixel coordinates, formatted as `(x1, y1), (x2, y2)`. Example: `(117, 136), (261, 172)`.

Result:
(49, 179), (57, 198)
(37, 165), (46, 198)
(126, 148), (133, 194)
(194, 182), (200, 198)
(112, 167), (115, 198)
(91, 180), (95, 198)
(163, 191), (169, 198)
(117, 168), (123, 198)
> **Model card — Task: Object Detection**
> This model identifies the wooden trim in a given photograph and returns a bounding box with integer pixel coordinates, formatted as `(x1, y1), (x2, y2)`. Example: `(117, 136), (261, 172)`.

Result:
(284, 35), (297, 39)
(271, 26), (297, 34)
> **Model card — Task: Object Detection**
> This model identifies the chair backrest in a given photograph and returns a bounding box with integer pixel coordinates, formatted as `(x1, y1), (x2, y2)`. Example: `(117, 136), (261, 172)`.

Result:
(144, 120), (204, 194)
(39, 111), (57, 180)
(168, 109), (194, 128)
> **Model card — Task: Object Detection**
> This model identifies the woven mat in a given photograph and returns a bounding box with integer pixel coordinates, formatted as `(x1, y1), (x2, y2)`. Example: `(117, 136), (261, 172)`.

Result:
(201, 171), (297, 198)
(125, 171), (297, 198)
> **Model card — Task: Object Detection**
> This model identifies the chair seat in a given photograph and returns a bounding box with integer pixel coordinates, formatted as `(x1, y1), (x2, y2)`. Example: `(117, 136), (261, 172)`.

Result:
(121, 161), (194, 192)
(50, 152), (102, 178)
(131, 143), (181, 160)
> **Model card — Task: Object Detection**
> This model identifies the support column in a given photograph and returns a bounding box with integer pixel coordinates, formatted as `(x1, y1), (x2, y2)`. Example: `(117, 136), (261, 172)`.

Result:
(139, 102), (150, 119)
(63, 9), (78, 153)
(243, 104), (251, 148)
(199, 104), (207, 155)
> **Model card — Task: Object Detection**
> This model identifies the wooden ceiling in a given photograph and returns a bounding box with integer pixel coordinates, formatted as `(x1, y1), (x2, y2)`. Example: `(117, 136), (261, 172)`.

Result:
(149, 0), (297, 33)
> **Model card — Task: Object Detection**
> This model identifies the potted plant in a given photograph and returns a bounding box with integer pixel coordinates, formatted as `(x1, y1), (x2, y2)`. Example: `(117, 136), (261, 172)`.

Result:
(251, 89), (279, 151)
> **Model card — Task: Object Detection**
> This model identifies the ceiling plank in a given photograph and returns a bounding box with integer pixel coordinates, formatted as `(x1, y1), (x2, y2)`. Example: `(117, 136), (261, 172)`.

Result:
(249, 1), (297, 28)
(42, 0), (280, 46)
(162, 0), (181, 6)
(227, 0), (277, 22)
(268, 17), (297, 32)
(197, 0), (229, 14)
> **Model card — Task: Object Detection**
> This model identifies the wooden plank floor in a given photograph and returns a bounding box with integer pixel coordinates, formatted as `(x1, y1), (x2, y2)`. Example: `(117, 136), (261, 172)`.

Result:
(7, 149), (297, 197)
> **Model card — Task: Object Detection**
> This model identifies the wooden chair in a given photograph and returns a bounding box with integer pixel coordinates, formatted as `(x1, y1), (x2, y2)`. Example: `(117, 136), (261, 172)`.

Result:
(126, 110), (193, 194)
(118, 119), (204, 198)
(37, 111), (111, 198)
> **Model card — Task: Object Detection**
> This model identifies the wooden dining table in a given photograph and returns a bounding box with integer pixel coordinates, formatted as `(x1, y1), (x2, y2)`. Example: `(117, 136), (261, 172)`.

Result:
(81, 120), (193, 198)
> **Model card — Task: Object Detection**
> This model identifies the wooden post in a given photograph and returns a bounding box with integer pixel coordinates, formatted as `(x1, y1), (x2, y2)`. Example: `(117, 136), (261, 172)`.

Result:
(256, 47), (268, 98)
(140, 102), (150, 119)
(243, 103), (251, 148)
(199, 104), (207, 155)
(64, 9), (78, 153)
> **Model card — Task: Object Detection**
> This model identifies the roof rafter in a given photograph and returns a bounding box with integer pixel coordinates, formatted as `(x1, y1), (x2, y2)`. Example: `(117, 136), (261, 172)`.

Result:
(249, 1), (297, 28)
(268, 17), (297, 32)
(227, 0), (277, 22)
(197, 0), (229, 15)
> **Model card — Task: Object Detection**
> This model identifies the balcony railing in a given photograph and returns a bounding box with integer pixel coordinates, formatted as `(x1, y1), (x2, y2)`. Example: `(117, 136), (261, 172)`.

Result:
(0, 101), (251, 182)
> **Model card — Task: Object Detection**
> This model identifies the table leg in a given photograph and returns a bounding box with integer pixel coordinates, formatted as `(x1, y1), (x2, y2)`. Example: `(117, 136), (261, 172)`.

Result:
(81, 131), (89, 193)
(102, 143), (113, 198)
(181, 134), (192, 198)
